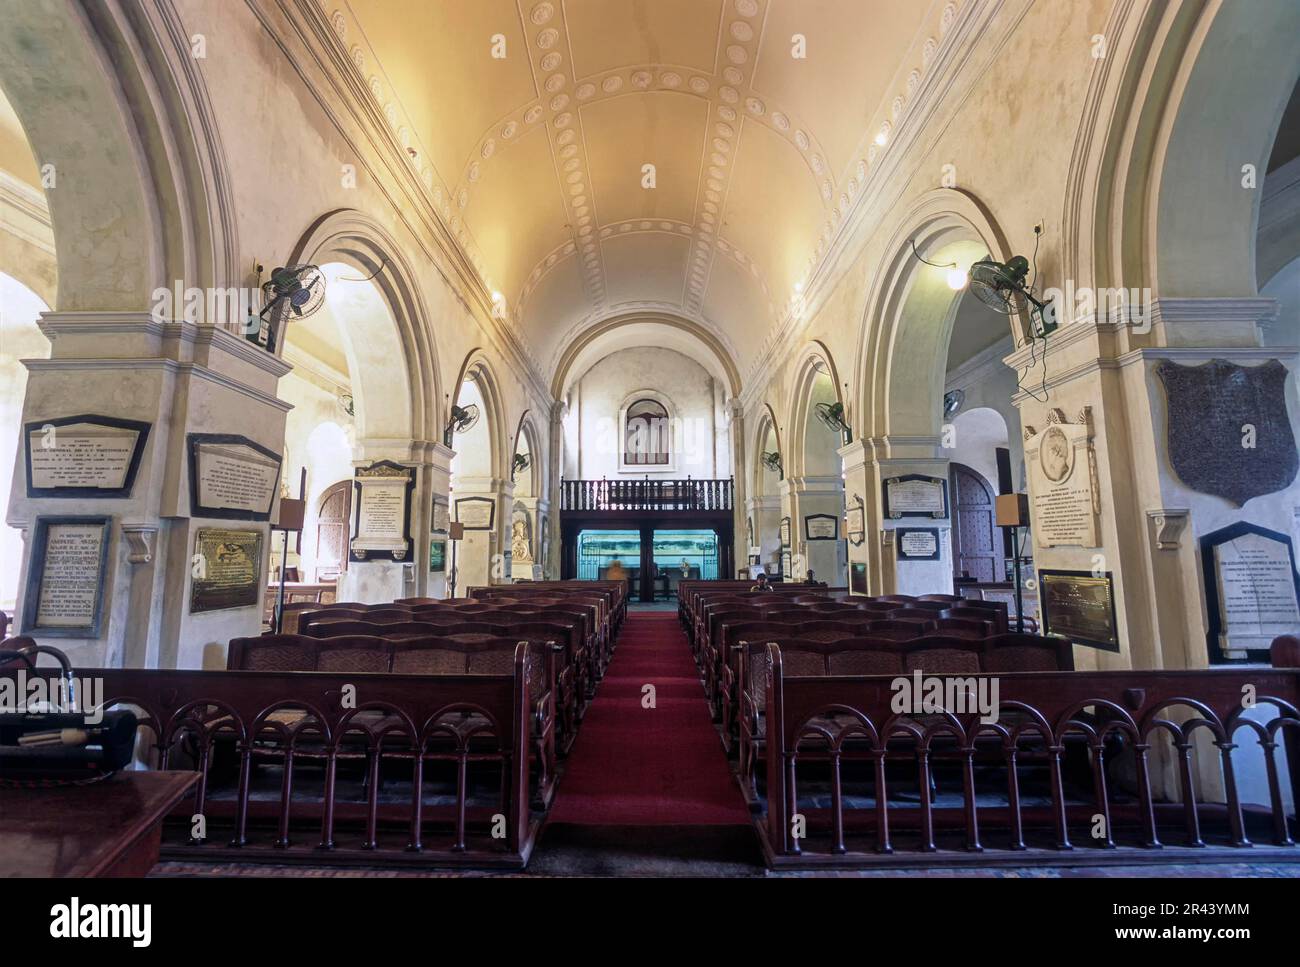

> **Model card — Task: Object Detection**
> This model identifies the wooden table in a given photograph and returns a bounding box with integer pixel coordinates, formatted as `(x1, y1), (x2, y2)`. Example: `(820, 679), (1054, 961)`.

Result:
(0, 771), (197, 877)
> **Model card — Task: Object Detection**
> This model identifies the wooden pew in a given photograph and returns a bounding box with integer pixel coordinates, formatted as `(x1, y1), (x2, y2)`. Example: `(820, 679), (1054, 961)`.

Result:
(754, 640), (1300, 868)
(4, 655), (541, 869)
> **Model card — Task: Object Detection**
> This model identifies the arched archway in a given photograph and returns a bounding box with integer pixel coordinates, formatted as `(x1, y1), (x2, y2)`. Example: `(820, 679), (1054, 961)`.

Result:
(510, 412), (544, 579)
(858, 189), (1020, 447)
(287, 211), (442, 450)
(787, 346), (851, 585)
(0, 2), (236, 312)
(849, 189), (1020, 596)
(448, 351), (508, 594)
(747, 403), (784, 576)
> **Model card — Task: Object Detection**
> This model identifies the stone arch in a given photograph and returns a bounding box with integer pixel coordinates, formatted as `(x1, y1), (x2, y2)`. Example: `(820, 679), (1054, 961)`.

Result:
(751, 403), (784, 497)
(287, 210), (441, 449)
(857, 188), (1018, 446)
(0, 1), (237, 311)
(787, 341), (849, 479)
(511, 410), (543, 499)
(549, 310), (741, 399)
(1063, 0), (1300, 297)
(451, 349), (508, 485)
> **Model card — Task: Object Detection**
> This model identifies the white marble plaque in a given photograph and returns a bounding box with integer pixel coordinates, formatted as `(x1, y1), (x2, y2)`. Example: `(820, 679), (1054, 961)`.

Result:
(1024, 410), (1099, 548)
(1213, 532), (1300, 653)
(28, 422), (141, 491)
(35, 523), (106, 629)
(885, 477), (946, 518)
(898, 529), (940, 559)
(193, 439), (280, 517)
(353, 470), (411, 559)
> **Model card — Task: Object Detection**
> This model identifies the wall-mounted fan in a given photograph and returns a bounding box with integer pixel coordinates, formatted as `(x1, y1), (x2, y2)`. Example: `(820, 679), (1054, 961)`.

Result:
(968, 254), (1056, 336)
(260, 265), (326, 325)
(443, 403), (480, 446)
(943, 389), (965, 419)
(815, 401), (852, 444)
(761, 450), (783, 477)
(512, 452), (531, 480)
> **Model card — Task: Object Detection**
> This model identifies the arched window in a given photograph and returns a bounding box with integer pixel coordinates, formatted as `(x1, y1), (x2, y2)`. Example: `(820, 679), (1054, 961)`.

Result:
(624, 398), (670, 466)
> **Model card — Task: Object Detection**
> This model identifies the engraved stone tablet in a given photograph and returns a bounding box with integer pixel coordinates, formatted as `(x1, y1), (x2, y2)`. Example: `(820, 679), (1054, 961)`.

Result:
(805, 514), (838, 541)
(188, 433), (282, 520)
(1023, 408), (1099, 548)
(22, 516), (111, 637)
(883, 475), (947, 519)
(25, 416), (150, 497)
(455, 496), (496, 531)
(897, 528), (941, 560)
(1201, 523), (1300, 661)
(351, 461), (414, 560)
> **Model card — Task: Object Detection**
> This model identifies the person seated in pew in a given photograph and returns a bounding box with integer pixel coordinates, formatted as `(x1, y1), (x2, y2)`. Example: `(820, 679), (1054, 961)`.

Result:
(606, 559), (628, 582)
(750, 571), (773, 593)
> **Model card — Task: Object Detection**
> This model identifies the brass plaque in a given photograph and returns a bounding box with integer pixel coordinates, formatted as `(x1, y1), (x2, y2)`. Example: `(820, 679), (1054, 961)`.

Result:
(191, 527), (263, 613)
(1039, 569), (1119, 652)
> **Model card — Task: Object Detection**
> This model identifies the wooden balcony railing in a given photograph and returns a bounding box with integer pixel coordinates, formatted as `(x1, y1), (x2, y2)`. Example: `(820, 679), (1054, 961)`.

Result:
(561, 477), (734, 513)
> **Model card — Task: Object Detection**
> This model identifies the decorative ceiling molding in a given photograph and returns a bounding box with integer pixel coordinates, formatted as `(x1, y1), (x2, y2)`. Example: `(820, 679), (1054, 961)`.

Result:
(283, 0), (550, 405)
(740, 0), (996, 401)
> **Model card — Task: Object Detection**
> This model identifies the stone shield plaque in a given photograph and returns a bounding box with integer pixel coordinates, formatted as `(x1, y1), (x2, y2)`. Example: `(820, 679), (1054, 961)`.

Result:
(1156, 359), (1298, 507)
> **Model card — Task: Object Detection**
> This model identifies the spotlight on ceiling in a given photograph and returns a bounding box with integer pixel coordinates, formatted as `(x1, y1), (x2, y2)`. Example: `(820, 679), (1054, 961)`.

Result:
(946, 267), (969, 291)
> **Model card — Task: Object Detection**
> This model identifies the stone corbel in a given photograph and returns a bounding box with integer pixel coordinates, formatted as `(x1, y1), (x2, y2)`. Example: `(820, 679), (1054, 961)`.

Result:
(1145, 509), (1190, 551)
(122, 523), (159, 565)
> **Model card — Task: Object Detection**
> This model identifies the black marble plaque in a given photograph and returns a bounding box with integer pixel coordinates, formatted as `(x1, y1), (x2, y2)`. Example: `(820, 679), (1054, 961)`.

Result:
(25, 415), (151, 498)
(804, 514), (838, 541)
(1157, 359), (1298, 507)
(1200, 521), (1300, 664)
(896, 527), (941, 560)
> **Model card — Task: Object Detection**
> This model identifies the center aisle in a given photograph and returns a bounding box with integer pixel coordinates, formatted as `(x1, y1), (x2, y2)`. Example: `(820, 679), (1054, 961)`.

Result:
(546, 611), (752, 826)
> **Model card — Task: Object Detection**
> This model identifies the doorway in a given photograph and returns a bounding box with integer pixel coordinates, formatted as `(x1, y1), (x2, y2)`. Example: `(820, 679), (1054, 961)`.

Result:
(949, 462), (1002, 583)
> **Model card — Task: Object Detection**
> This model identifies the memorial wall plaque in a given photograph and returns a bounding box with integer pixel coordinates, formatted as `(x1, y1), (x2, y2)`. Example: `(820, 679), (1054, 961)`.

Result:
(805, 514), (838, 541)
(187, 433), (282, 521)
(781, 550), (792, 578)
(896, 528), (941, 561)
(846, 495), (865, 546)
(455, 496), (496, 531)
(1038, 569), (1119, 652)
(21, 516), (112, 637)
(883, 475), (948, 519)
(779, 517), (792, 548)
(190, 527), (263, 613)
(432, 496), (449, 534)
(350, 461), (414, 561)
(1200, 522), (1300, 663)
(1157, 359), (1298, 507)
(1023, 408), (1100, 548)
(25, 416), (150, 498)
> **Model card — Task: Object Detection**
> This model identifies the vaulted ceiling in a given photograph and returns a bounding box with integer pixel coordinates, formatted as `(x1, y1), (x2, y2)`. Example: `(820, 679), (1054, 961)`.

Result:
(342, 0), (940, 375)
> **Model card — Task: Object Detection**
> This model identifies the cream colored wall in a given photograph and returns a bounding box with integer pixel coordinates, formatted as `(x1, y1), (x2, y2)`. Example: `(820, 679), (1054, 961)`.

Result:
(564, 346), (729, 480)
(177, 0), (554, 454)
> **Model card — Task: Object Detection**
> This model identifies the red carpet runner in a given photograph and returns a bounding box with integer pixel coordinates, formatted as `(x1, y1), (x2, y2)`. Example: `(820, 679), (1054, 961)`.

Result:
(547, 612), (751, 826)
